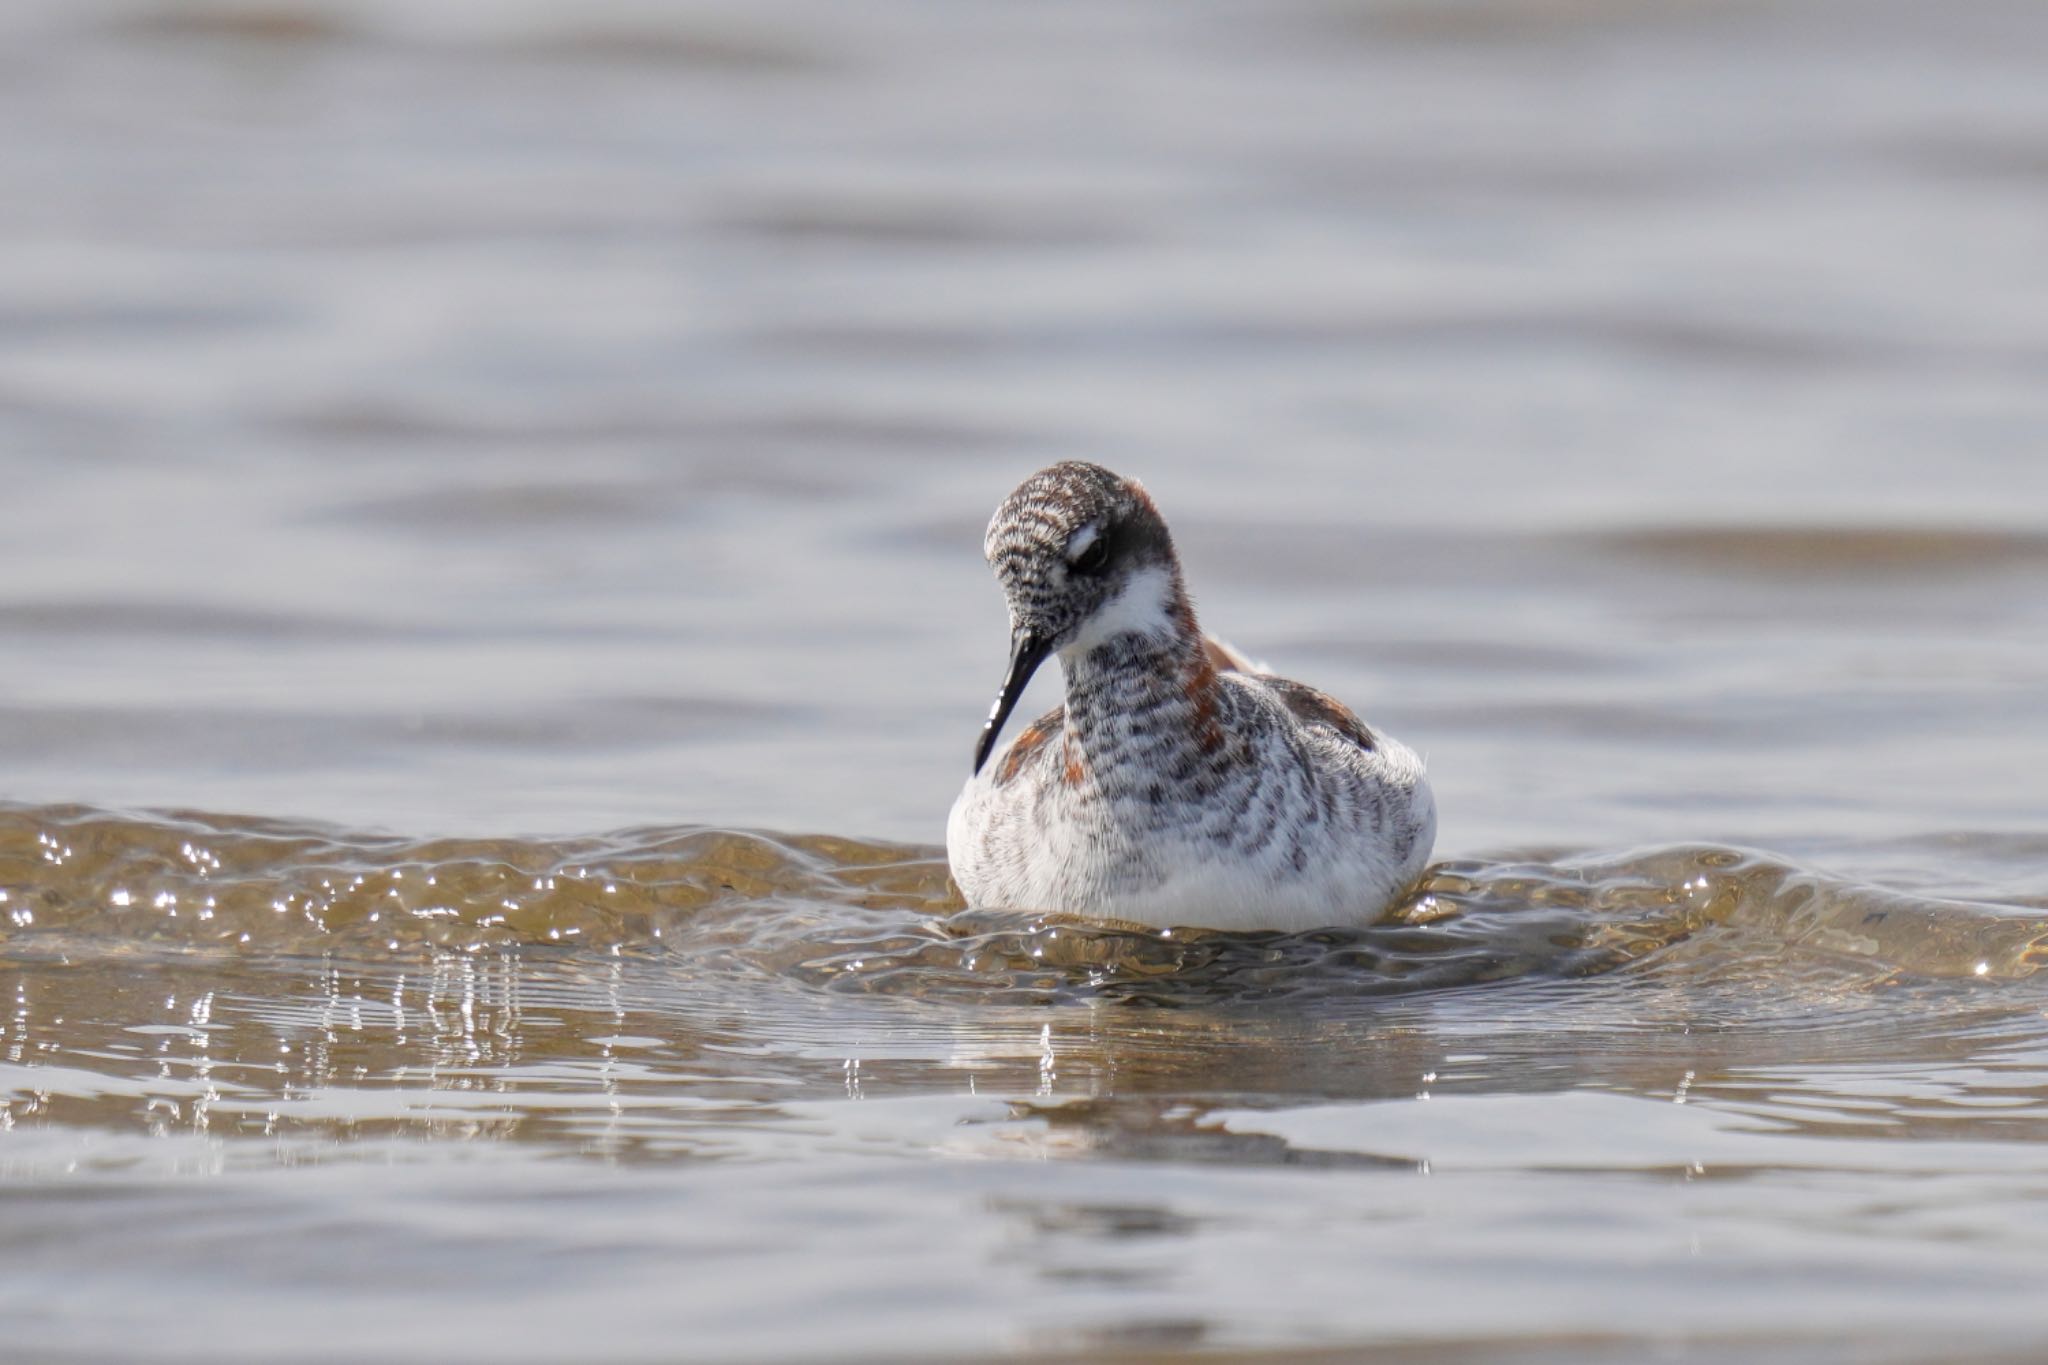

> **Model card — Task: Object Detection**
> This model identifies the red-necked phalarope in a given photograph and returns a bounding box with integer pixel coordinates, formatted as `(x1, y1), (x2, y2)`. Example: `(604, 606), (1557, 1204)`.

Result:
(946, 461), (1436, 932)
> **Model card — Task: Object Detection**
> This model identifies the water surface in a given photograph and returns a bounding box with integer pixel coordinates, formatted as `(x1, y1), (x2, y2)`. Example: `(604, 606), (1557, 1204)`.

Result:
(4, 0), (2048, 1359)
(5, 804), (2048, 1362)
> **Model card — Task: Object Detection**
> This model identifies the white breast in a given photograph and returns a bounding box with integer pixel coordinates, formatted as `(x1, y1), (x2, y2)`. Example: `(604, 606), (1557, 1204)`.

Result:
(947, 726), (1436, 933)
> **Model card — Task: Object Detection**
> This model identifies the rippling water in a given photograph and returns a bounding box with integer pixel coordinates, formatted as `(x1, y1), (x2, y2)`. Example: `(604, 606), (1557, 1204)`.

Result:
(6, 806), (2048, 1360)
(5, 0), (2048, 1359)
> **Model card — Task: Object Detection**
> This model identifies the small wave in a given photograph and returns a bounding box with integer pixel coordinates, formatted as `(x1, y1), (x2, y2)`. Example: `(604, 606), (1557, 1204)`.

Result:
(2, 806), (2042, 1008)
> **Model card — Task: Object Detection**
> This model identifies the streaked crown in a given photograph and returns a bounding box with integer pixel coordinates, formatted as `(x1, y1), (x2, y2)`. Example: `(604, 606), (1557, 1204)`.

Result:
(982, 462), (1178, 652)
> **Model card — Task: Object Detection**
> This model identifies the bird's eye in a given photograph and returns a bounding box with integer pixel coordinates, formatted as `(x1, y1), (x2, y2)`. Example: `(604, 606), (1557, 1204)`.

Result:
(1070, 534), (1111, 574)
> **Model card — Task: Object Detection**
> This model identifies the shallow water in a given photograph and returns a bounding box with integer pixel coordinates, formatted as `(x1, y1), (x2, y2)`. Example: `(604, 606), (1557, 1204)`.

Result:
(6, 806), (2048, 1362)
(5, 0), (2048, 1359)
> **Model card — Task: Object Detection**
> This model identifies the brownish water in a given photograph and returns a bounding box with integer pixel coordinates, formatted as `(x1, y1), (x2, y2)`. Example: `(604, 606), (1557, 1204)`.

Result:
(5, 0), (2048, 1360)
(5, 805), (2048, 1361)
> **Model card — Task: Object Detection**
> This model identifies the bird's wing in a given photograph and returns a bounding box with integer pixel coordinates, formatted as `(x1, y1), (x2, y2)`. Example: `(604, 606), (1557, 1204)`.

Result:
(1200, 634), (1269, 675)
(1259, 677), (1378, 754)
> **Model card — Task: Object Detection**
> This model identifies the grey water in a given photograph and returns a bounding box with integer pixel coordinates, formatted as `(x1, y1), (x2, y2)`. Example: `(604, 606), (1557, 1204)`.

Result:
(3, 0), (2048, 1360)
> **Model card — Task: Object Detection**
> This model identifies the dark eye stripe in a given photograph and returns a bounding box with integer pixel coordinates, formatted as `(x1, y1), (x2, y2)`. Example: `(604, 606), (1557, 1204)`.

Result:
(1071, 534), (1111, 573)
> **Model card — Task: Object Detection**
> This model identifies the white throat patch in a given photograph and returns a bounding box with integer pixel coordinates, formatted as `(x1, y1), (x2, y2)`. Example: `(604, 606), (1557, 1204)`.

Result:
(1065, 564), (1178, 654)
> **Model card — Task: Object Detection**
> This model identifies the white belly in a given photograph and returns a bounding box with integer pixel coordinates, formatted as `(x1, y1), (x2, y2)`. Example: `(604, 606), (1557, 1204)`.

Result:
(946, 763), (1437, 933)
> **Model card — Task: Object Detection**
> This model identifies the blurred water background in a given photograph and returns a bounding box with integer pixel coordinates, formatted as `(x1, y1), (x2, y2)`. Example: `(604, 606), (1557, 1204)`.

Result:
(3, 0), (2048, 1360)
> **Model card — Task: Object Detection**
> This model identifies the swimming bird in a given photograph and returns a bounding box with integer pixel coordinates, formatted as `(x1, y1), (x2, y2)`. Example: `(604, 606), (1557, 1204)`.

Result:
(946, 461), (1435, 932)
